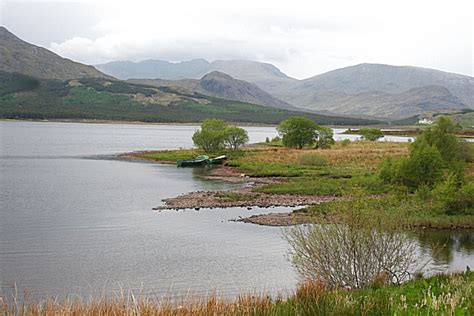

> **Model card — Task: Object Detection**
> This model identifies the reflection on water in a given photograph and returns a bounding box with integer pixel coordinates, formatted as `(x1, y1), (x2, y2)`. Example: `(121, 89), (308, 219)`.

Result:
(413, 230), (474, 268)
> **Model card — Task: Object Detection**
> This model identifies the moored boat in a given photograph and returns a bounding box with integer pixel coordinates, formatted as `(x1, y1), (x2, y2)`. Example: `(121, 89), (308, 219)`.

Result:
(176, 155), (209, 167)
(208, 155), (227, 165)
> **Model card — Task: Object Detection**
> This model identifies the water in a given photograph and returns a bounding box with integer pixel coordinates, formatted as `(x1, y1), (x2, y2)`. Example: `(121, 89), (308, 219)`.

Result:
(0, 121), (472, 301)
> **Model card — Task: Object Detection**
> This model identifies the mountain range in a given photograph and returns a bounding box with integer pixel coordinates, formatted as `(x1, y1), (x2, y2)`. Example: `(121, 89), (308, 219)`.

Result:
(98, 59), (473, 119)
(0, 27), (378, 126)
(1, 25), (472, 121)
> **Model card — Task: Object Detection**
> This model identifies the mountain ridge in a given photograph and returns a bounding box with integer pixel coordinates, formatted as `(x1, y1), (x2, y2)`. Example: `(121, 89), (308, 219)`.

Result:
(0, 26), (112, 80)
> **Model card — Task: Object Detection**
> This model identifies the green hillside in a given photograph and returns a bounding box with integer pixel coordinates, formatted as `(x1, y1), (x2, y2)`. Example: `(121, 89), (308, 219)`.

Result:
(0, 72), (382, 125)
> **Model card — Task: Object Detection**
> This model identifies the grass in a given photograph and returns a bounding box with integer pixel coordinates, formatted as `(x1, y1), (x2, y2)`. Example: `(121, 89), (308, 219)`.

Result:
(3, 271), (473, 315)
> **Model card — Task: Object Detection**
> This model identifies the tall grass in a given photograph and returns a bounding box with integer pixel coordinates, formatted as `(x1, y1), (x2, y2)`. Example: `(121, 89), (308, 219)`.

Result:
(2, 271), (472, 315)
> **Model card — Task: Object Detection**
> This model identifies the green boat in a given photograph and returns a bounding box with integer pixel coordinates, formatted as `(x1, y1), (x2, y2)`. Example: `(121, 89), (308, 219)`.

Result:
(208, 155), (227, 165)
(176, 155), (209, 167)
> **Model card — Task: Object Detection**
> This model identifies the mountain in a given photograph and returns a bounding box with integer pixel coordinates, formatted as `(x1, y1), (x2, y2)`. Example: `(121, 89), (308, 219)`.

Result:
(96, 59), (295, 85)
(268, 64), (474, 118)
(320, 85), (466, 118)
(0, 26), (112, 80)
(0, 71), (382, 126)
(98, 59), (473, 119)
(129, 71), (294, 109)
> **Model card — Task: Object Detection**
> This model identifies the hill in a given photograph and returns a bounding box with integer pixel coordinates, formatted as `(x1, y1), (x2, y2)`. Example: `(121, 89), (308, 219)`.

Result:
(265, 63), (474, 119)
(0, 26), (112, 80)
(129, 71), (294, 110)
(0, 71), (381, 125)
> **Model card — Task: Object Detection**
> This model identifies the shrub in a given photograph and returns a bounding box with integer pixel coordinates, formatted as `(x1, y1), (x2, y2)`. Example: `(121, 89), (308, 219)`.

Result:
(359, 128), (384, 141)
(434, 175), (474, 215)
(297, 152), (329, 166)
(284, 207), (417, 289)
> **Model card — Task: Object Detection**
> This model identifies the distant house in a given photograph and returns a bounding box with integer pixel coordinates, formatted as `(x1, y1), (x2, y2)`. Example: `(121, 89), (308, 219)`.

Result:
(418, 118), (433, 125)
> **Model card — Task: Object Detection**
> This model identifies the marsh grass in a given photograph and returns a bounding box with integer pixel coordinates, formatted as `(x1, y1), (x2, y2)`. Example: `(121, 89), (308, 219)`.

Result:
(3, 271), (472, 315)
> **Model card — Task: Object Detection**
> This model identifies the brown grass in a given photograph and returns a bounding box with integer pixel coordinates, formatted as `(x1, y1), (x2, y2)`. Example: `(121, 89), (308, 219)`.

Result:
(247, 141), (409, 171)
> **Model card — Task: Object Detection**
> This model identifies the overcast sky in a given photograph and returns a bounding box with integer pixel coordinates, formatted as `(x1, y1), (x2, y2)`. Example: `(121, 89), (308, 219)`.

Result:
(1, 0), (472, 79)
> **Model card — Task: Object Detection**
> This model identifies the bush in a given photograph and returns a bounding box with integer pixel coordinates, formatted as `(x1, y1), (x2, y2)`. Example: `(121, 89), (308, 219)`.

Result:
(284, 206), (417, 289)
(297, 152), (329, 166)
(359, 128), (384, 141)
(434, 175), (474, 215)
(379, 134), (445, 190)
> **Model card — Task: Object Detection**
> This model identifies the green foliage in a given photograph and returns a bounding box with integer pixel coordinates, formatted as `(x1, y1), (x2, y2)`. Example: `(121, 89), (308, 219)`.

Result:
(433, 175), (474, 215)
(192, 119), (229, 152)
(277, 116), (319, 149)
(359, 128), (384, 141)
(415, 116), (462, 164)
(315, 126), (335, 149)
(0, 71), (39, 96)
(224, 126), (249, 150)
(192, 119), (248, 152)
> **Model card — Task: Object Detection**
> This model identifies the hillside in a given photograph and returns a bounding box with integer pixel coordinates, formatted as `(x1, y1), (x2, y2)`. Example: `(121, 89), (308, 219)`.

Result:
(268, 63), (474, 118)
(0, 26), (112, 80)
(129, 71), (294, 109)
(0, 71), (381, 125)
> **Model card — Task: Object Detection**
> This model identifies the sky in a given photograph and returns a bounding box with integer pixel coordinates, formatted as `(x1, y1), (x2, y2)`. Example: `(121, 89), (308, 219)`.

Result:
(1, 0), (473, 79)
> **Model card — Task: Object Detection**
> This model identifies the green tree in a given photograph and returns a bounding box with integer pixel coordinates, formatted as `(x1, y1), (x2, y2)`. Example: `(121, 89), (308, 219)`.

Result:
(316, 126), (335, 149)
(359, 128), (384, 141)
(415, 116), (461, 164)
(277, 116), (319, 149)
(192, 118), (228, 152)
(224, 126), (249, 150)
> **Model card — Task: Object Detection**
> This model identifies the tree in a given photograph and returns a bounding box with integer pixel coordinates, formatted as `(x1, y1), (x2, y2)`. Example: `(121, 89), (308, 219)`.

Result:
(277, 116), (319, 149)
(414, 116), (461, 164)
(359, 128), (384, 141)
(316, 126), (335, 149)
(192, 119), (228, 152)
(192, 119), (249, 152)
(224, 126), (249, 150)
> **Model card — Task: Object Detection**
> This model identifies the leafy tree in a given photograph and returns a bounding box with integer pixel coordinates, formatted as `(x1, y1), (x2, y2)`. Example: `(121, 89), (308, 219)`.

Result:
(359, 128), (384, 141)
(192, 118), (228, 152)
(316, 126), (335, 149)
(192, 119), (249, 151)
(224, 126), (249, 150)
(277, 116), (319, 149)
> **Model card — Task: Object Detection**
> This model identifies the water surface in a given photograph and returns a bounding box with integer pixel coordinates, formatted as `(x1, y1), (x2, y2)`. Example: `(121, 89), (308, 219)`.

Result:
(0, 121), (472, 300)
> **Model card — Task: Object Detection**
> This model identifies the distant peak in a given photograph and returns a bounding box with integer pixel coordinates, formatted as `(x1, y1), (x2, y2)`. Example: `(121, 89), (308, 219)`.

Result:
(201, 71), (234, 80)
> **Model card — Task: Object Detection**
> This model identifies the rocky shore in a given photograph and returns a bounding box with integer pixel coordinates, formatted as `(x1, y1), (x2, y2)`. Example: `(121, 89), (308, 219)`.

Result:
(153, 187), (337, 211)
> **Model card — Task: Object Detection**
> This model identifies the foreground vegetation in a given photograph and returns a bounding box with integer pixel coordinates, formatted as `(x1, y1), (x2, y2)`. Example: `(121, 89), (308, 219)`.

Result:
(3, 271), (472, 315)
